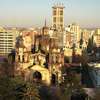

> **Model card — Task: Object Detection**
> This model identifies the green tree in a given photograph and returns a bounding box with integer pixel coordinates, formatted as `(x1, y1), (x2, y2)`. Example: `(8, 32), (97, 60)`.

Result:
(0, 76), (16, 100)
(13, 78), (40, 100)
(87, 37), (94, 53)
(21, 82), (40, 100)
(0, 76), (40, 100)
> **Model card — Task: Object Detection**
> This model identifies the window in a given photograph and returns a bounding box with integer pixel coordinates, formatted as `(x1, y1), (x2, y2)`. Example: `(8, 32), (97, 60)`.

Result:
(60, 11), (63, 15)
(23, 55), (24, 62)
(60, 17), (63, 22)
(53, 10), (56, 15)
(53, 17), (56, 23)
(60, 24), (63, 28)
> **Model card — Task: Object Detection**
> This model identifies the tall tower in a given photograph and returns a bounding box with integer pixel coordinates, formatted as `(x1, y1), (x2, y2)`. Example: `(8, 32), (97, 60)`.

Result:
(52, 3), (65, 30)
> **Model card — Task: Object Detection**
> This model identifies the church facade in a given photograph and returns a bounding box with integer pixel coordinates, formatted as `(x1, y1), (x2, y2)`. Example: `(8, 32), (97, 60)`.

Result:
(14, 31), (64, 85)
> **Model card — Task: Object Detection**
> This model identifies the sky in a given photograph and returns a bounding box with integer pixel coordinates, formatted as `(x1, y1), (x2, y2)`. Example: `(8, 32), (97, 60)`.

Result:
(0, 0), (100, 28)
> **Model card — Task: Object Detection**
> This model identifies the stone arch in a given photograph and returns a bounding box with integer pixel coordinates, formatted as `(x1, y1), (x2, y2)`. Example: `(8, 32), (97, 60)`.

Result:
(30, 65), (51, 85)
(33, 71), (42, 80)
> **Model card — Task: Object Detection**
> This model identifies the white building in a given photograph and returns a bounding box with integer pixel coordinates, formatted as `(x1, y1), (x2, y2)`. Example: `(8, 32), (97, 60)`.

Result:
(66, 23), (81, 48)
(0, 28), (16, 56)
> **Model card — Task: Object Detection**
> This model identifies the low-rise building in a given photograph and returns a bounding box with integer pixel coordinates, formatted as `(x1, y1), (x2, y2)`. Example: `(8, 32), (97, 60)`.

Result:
(88, 63), (100, 87)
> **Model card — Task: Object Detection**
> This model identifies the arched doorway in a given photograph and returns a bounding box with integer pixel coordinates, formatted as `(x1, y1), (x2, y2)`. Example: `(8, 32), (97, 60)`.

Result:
(29, 65), (51, 85)
(51, 74), (56, 85)
(33, 71), (42, 82)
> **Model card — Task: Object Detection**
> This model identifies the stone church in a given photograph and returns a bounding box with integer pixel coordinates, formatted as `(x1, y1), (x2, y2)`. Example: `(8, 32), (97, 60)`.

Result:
(14, 29), (64, 85)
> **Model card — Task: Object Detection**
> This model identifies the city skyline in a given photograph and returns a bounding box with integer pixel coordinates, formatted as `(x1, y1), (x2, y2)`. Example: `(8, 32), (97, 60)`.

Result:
(0, 0), (100, 28)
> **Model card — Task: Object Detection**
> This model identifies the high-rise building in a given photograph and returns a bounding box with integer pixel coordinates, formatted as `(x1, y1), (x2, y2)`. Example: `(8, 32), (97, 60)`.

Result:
(0, 28), (16, 56)
(52, 4), (65, 48)
(52, 4), (65, 30)
(67, 23), (81, 48)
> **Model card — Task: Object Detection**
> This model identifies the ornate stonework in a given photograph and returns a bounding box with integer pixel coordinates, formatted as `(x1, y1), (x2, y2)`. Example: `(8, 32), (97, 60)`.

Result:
(15, 33), (64, 85)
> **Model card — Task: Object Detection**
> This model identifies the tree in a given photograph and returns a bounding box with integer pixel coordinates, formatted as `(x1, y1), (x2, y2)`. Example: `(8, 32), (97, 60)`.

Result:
(0, 76), (40, 100)
(0, 76), (16, 100)
(8, 49), (16, 64)
(79, 38), (83, 49)
(87, 37), (94, 53)
(13, 78), (40, 100)
(1, 58), (11, 77)
(27, 83), (40, 100)
(39, 85), (52, 100)
(71, 88), (88, 100)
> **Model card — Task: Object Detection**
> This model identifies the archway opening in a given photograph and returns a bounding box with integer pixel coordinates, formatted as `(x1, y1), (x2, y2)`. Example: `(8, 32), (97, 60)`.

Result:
(51, 74), (56, 85)
(33, 71), (42, 82)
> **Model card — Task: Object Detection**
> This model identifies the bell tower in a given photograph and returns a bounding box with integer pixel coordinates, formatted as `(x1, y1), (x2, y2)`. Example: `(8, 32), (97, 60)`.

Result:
(52, 3), (65, 30)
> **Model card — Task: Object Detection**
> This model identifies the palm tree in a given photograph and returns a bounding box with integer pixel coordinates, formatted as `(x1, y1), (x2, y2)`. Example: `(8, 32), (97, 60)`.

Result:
(15, 82), (40, 100)
(22, 82), (40, 100)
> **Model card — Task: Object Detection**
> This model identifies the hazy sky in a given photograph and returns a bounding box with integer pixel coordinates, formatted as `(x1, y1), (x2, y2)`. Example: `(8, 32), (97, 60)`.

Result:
(0, 0), (100, 28)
